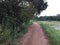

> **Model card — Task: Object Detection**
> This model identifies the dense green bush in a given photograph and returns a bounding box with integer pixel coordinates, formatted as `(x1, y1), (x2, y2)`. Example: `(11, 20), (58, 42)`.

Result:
(0, 0), (48, 45)
(0, 1), (35, 45)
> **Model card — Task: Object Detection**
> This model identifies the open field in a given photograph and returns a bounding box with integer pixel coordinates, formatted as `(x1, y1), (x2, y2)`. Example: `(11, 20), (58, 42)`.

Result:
(38, 21), (60, 45)
(38, 21), (60, 25)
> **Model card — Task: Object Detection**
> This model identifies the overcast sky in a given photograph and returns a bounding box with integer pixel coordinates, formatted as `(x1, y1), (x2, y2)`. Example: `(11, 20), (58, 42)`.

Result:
(39, 0), (60, 16)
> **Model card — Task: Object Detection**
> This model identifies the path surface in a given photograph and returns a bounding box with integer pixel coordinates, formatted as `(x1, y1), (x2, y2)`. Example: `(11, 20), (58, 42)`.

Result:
(17, 22), (50, 45)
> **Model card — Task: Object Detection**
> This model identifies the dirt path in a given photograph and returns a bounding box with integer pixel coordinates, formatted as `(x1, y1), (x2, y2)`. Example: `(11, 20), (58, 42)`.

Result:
(17, 22), (50, 45)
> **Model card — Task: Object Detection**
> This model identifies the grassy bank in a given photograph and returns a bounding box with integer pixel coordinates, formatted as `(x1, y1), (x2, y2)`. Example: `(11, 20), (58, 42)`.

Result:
(0, 23), (27, 45)
(0, 20), (33, 45)
(39, 21), (60, 45)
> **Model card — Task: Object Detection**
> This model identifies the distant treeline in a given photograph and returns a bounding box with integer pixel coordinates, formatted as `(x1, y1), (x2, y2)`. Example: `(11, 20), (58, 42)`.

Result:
(37, 15), (60, 21)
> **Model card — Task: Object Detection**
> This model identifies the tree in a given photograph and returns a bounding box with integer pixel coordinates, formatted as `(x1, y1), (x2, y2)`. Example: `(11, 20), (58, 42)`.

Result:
(0, 0), (48, 44)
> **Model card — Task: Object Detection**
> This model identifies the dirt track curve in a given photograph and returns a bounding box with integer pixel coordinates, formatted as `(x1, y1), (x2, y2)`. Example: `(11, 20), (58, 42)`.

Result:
(17, 22), (50, 45)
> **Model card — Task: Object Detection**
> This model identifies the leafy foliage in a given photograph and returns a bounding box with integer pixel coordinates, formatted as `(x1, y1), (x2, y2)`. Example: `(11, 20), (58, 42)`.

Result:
(36, 15), (60, 21)
(0, 0), (48, 45)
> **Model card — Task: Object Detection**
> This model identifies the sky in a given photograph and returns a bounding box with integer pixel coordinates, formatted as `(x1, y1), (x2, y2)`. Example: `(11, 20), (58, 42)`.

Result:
(39, 0), (60, 16)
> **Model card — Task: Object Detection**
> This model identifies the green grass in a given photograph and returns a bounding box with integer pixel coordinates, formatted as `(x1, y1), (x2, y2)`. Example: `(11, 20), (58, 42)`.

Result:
(39, 21), (60, 45)
(0, 20), (33, 45)
(0, 25), (26, 45)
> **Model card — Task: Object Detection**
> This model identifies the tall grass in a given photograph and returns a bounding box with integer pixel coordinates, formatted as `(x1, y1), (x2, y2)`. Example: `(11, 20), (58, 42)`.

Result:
(0, 19), (33, 45)
(40, 23), (60, 45)
(0, 24), (27, 45)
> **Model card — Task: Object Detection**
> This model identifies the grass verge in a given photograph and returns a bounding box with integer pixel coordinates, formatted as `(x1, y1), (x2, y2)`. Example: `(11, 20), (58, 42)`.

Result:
(0, 20), (33, 45)
(40, 22), (60, 45)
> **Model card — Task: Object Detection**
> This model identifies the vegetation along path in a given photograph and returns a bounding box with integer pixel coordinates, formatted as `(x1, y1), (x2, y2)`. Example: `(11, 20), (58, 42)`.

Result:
(17, 22), (50, 45)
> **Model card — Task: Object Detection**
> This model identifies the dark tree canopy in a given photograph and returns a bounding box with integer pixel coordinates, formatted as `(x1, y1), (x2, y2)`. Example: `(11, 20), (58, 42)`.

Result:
(0, 0), (48, 44)
(19, 0), (48, 13)
(0, 0), (48, 24)
(0, 0), (48, 14)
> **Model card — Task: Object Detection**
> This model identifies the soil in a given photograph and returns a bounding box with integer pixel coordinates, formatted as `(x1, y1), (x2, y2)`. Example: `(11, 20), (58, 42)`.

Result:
(16, 22), (50, 45)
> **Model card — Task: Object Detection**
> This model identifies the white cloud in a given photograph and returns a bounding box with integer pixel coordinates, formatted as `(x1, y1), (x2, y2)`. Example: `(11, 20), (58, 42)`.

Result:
(39, 0), (60, 16)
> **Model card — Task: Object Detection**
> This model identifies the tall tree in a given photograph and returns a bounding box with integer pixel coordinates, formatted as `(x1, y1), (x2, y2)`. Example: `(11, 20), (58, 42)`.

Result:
(0, 0), (48, 44)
